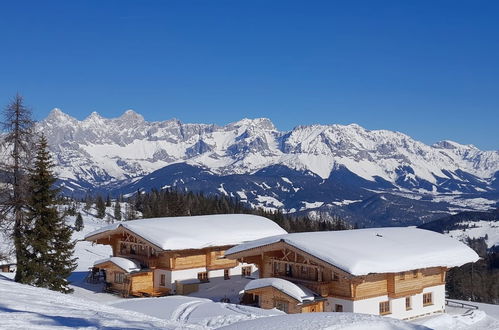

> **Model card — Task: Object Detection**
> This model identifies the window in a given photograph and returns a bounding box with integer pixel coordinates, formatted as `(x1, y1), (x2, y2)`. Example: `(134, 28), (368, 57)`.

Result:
(114, 272), (124, 284)
(399, 272), (405, 280)
(301, 266), (308, 274)
(333, 272), (339, 281)
(405, 297), (412, 310)
(273, 262), (279, 274)
(198, 272), (209, 282)
(379, 301), (390, 315)
(274, 300), (289, 313)
(224, 269), (230, 280)
(335, 304), (343, 312)
(120, 243), (127, 254)
(423, 293), (433, 306)
(285, 263), (292, 276)
(242, 266), (252, 277)
(160, 274), (166, 286)
(412, 270), (418, 278)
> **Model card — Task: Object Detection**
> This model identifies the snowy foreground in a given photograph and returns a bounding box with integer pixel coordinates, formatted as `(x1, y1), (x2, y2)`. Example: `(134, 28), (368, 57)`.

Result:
(1, 207), (499, 329)
(0, 275), (429, 330)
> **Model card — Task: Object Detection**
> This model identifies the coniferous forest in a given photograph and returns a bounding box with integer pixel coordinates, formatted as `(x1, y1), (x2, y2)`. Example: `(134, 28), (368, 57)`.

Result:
(114, 188), (353, 233)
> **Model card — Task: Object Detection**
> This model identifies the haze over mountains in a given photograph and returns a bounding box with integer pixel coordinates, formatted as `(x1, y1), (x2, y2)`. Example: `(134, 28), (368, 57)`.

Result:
(40, 109), (499, 227)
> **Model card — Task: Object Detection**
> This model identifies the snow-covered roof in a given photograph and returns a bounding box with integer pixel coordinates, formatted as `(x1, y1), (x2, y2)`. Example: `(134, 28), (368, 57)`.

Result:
(225, 227), (480, 276)
(94, 257), (141, 273)
(244, 278), (316, 303)
(85, 214), (287, 251)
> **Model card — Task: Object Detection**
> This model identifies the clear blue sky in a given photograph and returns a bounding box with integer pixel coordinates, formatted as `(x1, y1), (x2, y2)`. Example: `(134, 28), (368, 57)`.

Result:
(1, 1), (498, 150)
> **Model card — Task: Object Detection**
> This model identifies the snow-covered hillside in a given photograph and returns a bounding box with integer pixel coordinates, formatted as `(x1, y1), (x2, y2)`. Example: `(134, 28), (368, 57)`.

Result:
(0, 275), (179, 329)
(446, 220), (499, 249)
(418, 209), (499, 250)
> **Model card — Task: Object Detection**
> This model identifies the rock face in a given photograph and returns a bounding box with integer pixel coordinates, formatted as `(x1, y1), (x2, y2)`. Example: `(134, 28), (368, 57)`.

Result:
(39, 109), (499, 226)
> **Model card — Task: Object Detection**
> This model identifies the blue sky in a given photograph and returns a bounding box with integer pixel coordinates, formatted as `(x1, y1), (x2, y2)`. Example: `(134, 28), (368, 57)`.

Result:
(1, 0), (498, 150)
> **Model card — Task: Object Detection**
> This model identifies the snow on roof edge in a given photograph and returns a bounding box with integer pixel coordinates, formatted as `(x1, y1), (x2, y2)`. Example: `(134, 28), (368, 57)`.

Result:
(85, 214), (287, 251)
(226, 228), (480, 276)
(94, 257), (141, 273)
(244, 278), (316, 303)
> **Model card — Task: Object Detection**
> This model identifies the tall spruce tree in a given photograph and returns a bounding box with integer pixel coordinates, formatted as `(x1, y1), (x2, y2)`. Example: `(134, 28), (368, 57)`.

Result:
(95, 196), (106, 218)
(0, 94), (35, 283)
(113, 201), (122, 221)
(74, 212), (84, 231)
(24, 135), (76, 293)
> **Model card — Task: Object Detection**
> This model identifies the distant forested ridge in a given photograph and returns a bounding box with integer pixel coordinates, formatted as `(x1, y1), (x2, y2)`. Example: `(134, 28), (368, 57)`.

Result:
(419, 209), (499, 304)
(125, 188), (351, 233)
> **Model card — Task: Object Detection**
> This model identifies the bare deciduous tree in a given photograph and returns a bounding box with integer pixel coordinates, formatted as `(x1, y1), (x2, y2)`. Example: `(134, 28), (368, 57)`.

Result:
(0, 94), (35, 283)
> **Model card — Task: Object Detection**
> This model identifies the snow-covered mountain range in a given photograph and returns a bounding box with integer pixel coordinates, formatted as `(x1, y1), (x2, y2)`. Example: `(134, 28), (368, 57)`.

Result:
(40, 109), (499, 226)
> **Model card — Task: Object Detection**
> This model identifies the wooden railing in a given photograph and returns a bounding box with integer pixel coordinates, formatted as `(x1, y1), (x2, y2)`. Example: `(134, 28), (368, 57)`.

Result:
(445, 299), (479, 310)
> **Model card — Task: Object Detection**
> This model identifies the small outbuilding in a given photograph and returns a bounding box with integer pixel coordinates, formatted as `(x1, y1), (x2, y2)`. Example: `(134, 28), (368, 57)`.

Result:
(242, 277), (325, 313)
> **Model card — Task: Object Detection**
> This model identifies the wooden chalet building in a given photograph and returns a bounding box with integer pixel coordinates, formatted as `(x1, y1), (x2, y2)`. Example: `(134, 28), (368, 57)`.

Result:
(225, 227), (479, 319)
(84, 214), (287, 297)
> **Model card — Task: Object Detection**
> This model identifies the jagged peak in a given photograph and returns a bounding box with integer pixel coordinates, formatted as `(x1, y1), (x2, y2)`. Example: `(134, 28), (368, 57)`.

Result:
(45, 108), (76, 122)
(229, 117), (276, 130)
(119, 109), (144, 122)
(87, 111), (101, 118)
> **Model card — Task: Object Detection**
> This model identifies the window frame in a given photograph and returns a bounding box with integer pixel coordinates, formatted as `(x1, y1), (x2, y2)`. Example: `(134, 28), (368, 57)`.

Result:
(160, 274), (166, 287)
(114, 272), (124, 284)
(405, 296), (412, 310)
(274, 299), (289, 313)
(423, 292), (433, 306)
(379, 301), (391, 315)
(197, 271), (209, 282)
(242, 266), (252, 277)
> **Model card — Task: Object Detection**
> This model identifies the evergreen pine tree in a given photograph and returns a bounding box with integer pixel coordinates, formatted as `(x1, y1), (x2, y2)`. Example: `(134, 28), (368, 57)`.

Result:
(114, 201), (122, 221)
(105, 194), (111, 207)
(24, 135), (76, 293)
(74, 212), (84, 231)
(95, 196), (106, 218)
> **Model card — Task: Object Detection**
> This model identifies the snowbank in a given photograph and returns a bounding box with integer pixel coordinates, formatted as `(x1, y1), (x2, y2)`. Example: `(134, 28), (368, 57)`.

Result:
(244, 278), (316, 303)
(85, 214), (287, 251)
(112, 295), (283, 328)
(226, 227), (479, 275)
(0, 276), (182, 329)
(218, 312), (430, 330)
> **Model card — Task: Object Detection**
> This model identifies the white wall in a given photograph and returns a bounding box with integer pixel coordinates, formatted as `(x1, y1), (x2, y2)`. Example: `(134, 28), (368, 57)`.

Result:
(326, 284), (445, 320)
(325, 297), (354, 312)
(155, 262), (257, 293)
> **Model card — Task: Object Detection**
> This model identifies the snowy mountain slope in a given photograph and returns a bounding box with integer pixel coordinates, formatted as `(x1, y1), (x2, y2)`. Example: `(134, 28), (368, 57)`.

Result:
(38, 109), (499, 225)
(40, 109), (499, 189)
(418, 209), (499, 249)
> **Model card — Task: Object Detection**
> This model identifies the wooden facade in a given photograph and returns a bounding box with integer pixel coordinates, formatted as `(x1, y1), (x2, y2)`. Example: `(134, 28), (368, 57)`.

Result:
(90, 227), (238, 272)
(88, 226), (242, 297)
(227, 241), (447, 313)
(0, 263), (15, 273)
